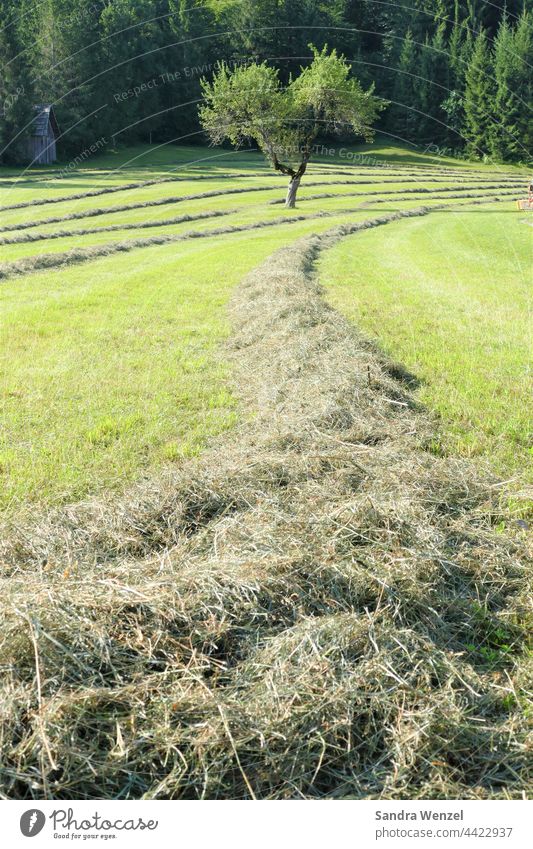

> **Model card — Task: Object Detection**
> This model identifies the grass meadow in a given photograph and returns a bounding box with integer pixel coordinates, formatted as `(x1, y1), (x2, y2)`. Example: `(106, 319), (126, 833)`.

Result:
(1, 143), (529, 512)
(321, 207), (532, 482)
(1, 142), (531, 801)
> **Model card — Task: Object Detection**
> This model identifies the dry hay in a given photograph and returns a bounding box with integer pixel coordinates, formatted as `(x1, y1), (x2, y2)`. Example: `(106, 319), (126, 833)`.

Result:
(269, 184), (524, 205)
(0, 209), (238, 246)
(2, 167), (519, 211)
(1, 175), (522, 238)
(0, 216), (531, 800)
(0, 183), (285, 233)
(0, 174), (522, 237)
(0, 170), (288, 212)
(0, 193), (518, 281)
(0, 205), (435, 281)
(0, 174), (396, 214)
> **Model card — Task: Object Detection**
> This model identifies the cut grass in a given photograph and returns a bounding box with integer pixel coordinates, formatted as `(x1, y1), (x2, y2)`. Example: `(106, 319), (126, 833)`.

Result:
(320, 203), (533, 482)
(0, 186), (521, 263)
(0, 213), (365, 512)
(0, 142), (531, 802)
(1, 143), (529, 516)
(0, 237), (236, 510)
(1, 217), (530, 801)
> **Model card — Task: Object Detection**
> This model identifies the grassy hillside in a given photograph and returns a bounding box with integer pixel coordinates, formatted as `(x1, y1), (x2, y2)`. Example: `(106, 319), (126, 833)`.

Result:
(0, 144), (528, 512)
(0, 143), (531, 802)
(320, 207), (532, 483)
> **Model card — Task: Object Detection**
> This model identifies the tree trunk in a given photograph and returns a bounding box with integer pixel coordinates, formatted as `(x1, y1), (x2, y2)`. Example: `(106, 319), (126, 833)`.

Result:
(285, 176), (301, 208)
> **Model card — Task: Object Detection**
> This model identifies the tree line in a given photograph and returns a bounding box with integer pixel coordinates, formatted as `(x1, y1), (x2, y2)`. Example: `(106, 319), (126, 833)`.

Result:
(0, 0), (531, 164)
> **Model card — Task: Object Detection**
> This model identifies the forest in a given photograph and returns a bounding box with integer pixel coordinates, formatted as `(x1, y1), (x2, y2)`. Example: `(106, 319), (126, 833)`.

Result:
(0, 0), (531, 165)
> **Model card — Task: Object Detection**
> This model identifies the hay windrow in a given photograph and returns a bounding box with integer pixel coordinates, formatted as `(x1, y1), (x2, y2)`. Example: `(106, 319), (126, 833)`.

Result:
(0, 175), (522, 236)
(0, 170), (284, 211)
(269, 184), (523, 205)
(0, 161), (519, 192)
(0, 184), (284, 231)
(0, 194), (516, 280)
(0, 209), (238, 245)
(0, 213), (531, 800)
(0, 206), (436, 281)
(0, 167), (520, 211)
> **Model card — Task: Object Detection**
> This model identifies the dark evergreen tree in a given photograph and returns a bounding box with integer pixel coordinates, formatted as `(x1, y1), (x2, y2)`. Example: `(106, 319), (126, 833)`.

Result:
(0, 0), (34, 162)
(391, 29), (419, 141)
(167, 0), (220, 143)
(417, 22), (450, 143)
(22, 0), (108, 155)
(448, 1), (467, 90)
(100, 0), (173, 146)
(227, 0), (332, 81)
(463, 28), (494, 158)
(490, 11), (533, 161)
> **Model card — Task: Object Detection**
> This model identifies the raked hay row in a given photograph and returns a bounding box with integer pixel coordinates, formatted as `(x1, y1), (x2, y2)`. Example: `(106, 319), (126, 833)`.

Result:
(0, 142), (531, 801)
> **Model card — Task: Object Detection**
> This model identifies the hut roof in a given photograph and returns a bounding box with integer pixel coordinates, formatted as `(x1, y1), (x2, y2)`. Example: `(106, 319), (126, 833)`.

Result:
(31, 104), (59, 137)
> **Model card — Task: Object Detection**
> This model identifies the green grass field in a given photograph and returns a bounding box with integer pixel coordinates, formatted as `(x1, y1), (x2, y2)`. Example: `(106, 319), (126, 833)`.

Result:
(0, 142), (530, 512)
(1, 141), (532, 803)
(320, 207), (532, 481)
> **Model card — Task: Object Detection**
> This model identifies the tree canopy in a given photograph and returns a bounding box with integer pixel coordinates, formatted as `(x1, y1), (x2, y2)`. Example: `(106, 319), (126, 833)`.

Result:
(199, 46), (386, 205)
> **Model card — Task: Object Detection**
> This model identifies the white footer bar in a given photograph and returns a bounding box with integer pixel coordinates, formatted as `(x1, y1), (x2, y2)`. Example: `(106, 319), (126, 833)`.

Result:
(3, 799), (530, 848)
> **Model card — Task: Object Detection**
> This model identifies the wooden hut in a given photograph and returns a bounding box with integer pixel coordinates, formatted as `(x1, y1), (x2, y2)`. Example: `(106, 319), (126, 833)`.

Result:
(27, 105), (59, 164)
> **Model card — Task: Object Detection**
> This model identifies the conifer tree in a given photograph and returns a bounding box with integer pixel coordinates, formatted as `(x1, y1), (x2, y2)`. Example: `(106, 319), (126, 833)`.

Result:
(393, 29), (418, 141)
(490, 11), (533, 161)
(463, 29), (494, 158)
(421, 22), (449, 142)
(448, 0), (468, 89)
(0, 0), (34, 162)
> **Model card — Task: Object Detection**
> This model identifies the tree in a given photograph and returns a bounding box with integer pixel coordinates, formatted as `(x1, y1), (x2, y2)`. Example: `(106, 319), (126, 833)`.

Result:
(0, 0), (34, 163)
(101, 0), (173, 146)
(463, 29), (494, 158)
(22, 0), (108, 156)
(199, 45), (386, 207)
(417, 22), (449, 143)
(448, 1), (467, 90)
(442, 89), (464, 144)
(490, 11), (533, 162)
(392, 29), (419, 141)
(168, 0), (220, 142)
(228, 0), (331, 80)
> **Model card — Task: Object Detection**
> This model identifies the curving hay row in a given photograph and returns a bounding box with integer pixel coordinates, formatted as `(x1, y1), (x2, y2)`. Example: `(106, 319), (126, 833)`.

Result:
(0, 184), (519, 247)
(0, 209), (238, 246)
(0, 210), (531, 801)
(0, 170), (279, 212)
(0, 173), (522, 222)
(0, 183), (287, 230)
(0, 176), (522, 236)
(269, 184), (523, 205)
(0, 167), (520, 211)
(0, 205), (433, 281)
(0, 161), (518, 192)
(0, 191), (519, 281)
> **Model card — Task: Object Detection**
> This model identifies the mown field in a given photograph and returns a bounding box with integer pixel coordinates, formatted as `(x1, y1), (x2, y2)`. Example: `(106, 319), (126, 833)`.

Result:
(1, 143), (530, 511)
(0, 143), (531, 801)
(320, 207), (532, 481)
